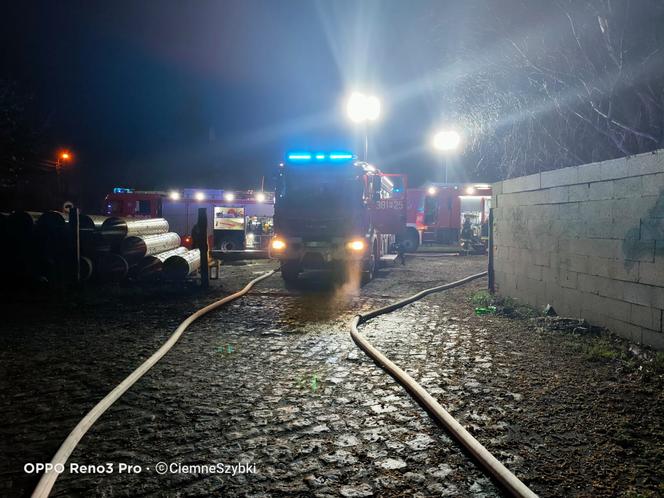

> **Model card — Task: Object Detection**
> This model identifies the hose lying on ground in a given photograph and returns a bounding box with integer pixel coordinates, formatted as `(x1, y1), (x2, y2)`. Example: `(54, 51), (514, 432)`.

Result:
(350, 271), (538, 498)
(32, 269), (277, 498)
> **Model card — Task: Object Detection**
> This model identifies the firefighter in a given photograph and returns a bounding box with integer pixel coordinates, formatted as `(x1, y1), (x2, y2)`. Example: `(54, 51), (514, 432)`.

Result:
(461, 214), (474, 240)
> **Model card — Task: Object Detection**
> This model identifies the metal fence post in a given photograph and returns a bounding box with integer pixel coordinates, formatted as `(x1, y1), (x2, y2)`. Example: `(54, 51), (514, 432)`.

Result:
(197, 207), (209, 289)
(68, 206), (80, 285)
(488, 207), (495, 293)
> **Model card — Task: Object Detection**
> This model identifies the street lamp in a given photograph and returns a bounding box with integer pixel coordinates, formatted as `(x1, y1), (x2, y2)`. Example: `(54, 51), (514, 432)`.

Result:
(431, 130), (461, 183)
(54, 150), (73, 201)
(55, 151), (72, 174)
(346, 91), (381, 161)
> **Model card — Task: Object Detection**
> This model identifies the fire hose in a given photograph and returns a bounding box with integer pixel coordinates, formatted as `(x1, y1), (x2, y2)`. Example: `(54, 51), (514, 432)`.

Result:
(32, 269), (277, 498)
(33, 267), (536, 497)
(350, 271), (538, 498)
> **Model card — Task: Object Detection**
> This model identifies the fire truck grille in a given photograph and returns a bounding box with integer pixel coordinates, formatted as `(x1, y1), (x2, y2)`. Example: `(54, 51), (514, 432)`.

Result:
(302, 252), (326, 268)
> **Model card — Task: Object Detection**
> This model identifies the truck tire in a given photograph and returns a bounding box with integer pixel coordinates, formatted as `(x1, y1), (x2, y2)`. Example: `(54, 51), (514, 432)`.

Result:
(219, 239), (237, 252)
(361, 245), (377, 284)
(281, 261), (300, 283)
(399, 227), (420, 253)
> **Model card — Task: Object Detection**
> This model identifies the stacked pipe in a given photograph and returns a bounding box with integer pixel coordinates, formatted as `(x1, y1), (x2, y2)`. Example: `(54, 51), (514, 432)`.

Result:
(132, 246), (187, 280)
(93, 217), (198, 282)
(2, 211), (200, 286)
(163, 248), (201, 280)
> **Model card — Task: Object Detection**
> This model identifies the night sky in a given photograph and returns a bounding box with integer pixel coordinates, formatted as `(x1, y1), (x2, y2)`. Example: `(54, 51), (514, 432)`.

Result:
(3, 0), (481, 197)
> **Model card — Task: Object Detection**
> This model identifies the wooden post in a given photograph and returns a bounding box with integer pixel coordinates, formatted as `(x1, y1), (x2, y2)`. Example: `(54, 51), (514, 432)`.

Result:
(488, 207), (495, 293)
(197, 207), (209, 289)
(68, 206), (80, 284)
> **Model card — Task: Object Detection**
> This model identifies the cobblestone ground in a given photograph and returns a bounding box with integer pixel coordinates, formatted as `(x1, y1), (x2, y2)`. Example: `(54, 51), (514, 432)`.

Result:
(1, 255), (663, 497)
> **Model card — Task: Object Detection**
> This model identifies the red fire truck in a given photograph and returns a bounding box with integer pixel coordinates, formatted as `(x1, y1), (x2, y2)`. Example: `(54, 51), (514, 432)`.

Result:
(104, 188), (275, 254)
(403, 183), (492, 251)
(269, 152), (407, 283)
(104, 188), (166, 218)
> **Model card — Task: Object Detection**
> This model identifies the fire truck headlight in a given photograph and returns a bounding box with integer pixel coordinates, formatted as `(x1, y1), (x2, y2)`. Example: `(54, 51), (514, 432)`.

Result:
(169, 191), (181, 201)
(347, 239), (365, 252)
(271, 239), (286, 251)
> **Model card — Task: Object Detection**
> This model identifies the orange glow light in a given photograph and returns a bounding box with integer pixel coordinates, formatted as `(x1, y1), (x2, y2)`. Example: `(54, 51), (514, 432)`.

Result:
(61, 152), (70, 160)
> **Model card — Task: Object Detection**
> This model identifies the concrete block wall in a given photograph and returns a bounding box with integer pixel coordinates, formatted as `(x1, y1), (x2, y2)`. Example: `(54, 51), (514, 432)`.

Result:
(492, 150), (664, 350)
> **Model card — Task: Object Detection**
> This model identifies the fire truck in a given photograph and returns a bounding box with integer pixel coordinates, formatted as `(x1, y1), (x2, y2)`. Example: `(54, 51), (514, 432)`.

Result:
(104, 188), (167, 218)
(269, 151), (407, 283)
(403, 183), (492, 251)
(104, 188), (274, 255)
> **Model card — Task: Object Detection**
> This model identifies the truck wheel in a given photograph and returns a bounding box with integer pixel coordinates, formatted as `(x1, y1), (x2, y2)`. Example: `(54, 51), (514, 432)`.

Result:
(281, 261), (300, 283)
(219, 240), (236, 252)
(361, 247), (377, 285)
(399, 228), (420, 253)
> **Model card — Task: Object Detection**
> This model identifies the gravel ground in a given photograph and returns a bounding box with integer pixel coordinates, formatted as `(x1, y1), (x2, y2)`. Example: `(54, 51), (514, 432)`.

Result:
(1, 255), (663, 497)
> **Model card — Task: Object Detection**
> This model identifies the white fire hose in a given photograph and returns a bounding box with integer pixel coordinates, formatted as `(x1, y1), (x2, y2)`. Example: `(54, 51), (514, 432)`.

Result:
(32, 269), (277, 498)
(350, 271), (538, 498)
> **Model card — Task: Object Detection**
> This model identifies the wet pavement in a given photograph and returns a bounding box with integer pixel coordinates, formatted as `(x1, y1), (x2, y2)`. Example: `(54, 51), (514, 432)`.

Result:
(1, 255), (663, 497)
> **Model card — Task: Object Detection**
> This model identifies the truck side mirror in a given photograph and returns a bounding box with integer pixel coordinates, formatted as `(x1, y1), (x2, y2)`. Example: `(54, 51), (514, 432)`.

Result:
(371, 176), (381, 201)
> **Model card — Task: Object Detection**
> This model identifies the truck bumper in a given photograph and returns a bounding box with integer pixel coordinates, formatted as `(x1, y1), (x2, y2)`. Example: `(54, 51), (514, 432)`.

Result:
(269, 237), (367, 269)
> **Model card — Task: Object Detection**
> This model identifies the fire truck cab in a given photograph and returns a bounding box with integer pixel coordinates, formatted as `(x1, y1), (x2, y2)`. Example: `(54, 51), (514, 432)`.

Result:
(270, 151), (407, 283)
(406, 183), (492, 249)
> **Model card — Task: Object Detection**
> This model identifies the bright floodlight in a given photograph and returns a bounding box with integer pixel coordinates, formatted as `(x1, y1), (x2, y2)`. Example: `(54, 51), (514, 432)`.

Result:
(428, 186), (437, 195)
(432, 130), (461, 152)
(465, 186), (476, 195)
(255, 192), (266, 203)
(346, 92), (381, 123)
(224, 192), (235, 202)
(194, 191), (205, 201)
(365, 95), (380, 121)
(169, 191), (181, 201)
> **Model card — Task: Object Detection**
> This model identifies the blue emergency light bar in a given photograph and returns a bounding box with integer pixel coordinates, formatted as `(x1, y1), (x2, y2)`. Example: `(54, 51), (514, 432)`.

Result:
(287, 151), (355, 163)
(113, 187), (134, 194)
(287, 153), (312, 160)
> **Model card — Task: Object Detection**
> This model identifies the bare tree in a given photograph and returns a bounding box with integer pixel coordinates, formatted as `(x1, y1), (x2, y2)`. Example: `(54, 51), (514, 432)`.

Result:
(452, 0), (664, 179)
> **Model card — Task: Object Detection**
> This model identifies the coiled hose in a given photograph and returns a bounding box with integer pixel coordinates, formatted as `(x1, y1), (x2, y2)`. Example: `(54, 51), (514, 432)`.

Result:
(32, 269), (277, 498)
(350, 271), (538, 498)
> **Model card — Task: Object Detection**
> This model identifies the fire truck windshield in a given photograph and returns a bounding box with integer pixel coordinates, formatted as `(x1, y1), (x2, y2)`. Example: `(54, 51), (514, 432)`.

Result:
(280, 167), (363, 212)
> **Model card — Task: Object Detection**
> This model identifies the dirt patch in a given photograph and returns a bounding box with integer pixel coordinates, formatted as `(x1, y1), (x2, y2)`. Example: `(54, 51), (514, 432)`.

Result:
(442, 283), (664, 497)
